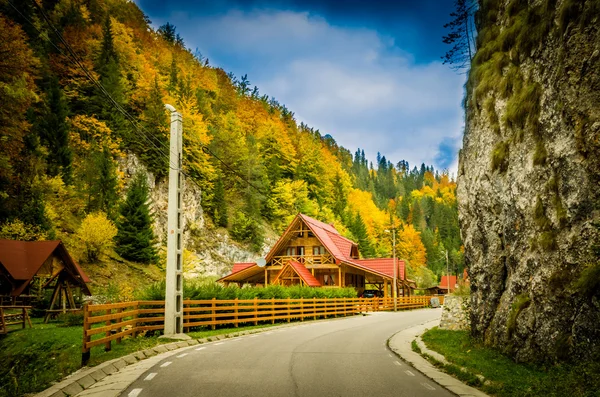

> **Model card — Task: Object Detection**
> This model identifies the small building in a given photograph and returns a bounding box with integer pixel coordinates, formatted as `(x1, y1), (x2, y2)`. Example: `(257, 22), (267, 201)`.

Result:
(0, 240), (91, 319)
(435, 275), (458, 294)
(218, 214), (413, 296)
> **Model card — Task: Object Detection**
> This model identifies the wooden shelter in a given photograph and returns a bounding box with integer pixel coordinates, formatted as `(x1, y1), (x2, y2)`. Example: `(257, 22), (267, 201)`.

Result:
(218, 214), (414, 296)
(0, 240), (91, 321)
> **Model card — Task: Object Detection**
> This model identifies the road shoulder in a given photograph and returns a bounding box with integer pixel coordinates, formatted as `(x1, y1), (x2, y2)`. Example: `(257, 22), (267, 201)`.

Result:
(388, 320), (490, 397)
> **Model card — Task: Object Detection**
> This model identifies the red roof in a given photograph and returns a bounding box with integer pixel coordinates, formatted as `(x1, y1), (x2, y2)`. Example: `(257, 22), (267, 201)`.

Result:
(231, 262), (256, 274)
(0, 240), (91, 295)
(288, 261), (321, 287)
(354, 258), (405, 280)
(438, 275), (458, 291)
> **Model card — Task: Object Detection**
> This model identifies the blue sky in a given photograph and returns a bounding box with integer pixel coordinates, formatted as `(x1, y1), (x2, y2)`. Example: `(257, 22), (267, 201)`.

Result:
(136, 0), (466, 175)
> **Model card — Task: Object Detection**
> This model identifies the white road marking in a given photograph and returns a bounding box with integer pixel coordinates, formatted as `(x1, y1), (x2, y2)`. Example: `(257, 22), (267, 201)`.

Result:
(394, 361), (402, 366)
(176, 353), (188, 358)
(405, 370), (415, 376)
(214, 342), (224, 346)
(422, 383), (436, 390)
(195, 347), (206, 351)
(249, 335), (259, 338)
(160, 362), (172, 368)
(388, 354), (393, 358)
(144, 373), (157, 381)
(128, 389), (143, 397)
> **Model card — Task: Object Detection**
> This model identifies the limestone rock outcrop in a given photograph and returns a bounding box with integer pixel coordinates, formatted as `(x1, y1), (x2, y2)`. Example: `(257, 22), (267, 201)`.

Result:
(458, 0), (600, 362)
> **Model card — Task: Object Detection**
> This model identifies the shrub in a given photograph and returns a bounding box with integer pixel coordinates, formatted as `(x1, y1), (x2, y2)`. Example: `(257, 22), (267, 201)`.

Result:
(56, 312), (84, 327)
(491, 141), (510, 173)
(76, 212), (117, 262)
(533, 142), (548, 166)
(574, 262), (600, 299)
(507, 293), (531, 336)
(0, 219), (48, 241)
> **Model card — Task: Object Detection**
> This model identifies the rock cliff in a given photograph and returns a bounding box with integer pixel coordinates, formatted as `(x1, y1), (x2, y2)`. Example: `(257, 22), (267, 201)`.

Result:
(458, 0), (600, 362)
(120, 154), (273, 278)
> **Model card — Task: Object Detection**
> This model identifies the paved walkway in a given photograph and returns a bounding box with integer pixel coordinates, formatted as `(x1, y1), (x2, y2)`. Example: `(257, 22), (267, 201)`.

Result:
(388, 320), (490, 397)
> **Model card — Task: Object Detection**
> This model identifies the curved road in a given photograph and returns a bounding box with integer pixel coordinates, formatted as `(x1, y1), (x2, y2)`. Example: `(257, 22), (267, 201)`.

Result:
(121, 308), (454, 397)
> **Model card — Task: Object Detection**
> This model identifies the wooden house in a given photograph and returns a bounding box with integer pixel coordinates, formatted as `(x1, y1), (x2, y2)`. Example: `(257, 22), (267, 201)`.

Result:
(0, 240), (91, 320)
(434, 275), (458, 294)
(218, 214), (414, 296)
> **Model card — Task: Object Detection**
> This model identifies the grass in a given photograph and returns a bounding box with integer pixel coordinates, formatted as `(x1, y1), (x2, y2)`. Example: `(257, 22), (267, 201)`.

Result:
(420, 327), (600, 397)
(491, 141), (510, 173)
(0, 317), (300, 397)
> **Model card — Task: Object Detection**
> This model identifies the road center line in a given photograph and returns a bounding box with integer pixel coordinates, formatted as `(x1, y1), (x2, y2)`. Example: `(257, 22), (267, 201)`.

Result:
(394, 361), (402, 366)
(195, 347), (206, 351)
(128, 388), (143, 397)
(160, 362), (172, 368)
(404, 370), (415, 376)
(422, 383), (436, 390)
(249, 335), (259, 338)
(176, 353), (188, 358)
(214, 342), (224, 345)
(144, 373), (157, 381)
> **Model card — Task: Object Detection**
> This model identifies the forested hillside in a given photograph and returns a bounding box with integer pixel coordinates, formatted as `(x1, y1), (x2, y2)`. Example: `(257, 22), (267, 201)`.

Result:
(0, 0), (462, 289)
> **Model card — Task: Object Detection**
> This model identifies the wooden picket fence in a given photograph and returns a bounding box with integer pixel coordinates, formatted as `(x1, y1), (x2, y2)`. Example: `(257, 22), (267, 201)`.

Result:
(0, 306), (33, 334)
(81, 295), (444, 365)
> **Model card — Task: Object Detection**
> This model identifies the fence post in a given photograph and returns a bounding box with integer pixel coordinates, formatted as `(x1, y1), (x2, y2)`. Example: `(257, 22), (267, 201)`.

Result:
(234, 298), (239, 328)
(254, 297), (258, 326)
(132, 301), (139, 338)
(116, 307), (124, 344)
(211, 298), (216, 330)
(287, 297), (291, 323)
(300, 298), (304, 321)
(271, 297), (275, 325)
(104, 308), (111, 352)
(313, 297), (317, 320)
(81, 303), (90, 367)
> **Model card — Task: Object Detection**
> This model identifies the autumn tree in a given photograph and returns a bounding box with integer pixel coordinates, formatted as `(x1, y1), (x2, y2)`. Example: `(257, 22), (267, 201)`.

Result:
(87, 146), (119, 219)
(115, 172), (157, 263)
(212, 177), (228, 228)
(77, 211), (117, 262)
(350, 213), (375, 258)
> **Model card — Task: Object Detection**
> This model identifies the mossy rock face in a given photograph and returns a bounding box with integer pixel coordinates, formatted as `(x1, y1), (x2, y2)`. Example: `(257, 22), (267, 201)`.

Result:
(458, 0), (600, 363)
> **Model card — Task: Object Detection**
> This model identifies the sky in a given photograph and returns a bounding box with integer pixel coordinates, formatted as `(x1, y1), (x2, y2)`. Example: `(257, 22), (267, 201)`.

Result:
(136, 0), (466, 175)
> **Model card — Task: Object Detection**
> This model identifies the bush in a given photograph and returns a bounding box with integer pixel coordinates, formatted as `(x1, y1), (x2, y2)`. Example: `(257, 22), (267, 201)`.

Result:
(136, 280), (358, 301)
(56, 312), (84, 327)
(76, 212), (117, 262)
(491, 141), (510, 173)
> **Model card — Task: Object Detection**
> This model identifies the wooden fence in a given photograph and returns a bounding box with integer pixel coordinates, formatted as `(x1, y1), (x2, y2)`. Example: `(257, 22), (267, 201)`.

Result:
(81, 295), (444, 365)
(0, 306), (33, 334)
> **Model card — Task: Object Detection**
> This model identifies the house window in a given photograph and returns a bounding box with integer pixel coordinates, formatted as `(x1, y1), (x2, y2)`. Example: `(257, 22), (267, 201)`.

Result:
(313, 246), (325, 255)
(286, 247), (296, 256)
(297, 246), (304, 256)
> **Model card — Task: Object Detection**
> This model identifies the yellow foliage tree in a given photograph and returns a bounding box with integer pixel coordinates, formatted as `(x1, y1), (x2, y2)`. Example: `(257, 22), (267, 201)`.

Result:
(77, 212), (117, 263)
(396, 224), (427, 268)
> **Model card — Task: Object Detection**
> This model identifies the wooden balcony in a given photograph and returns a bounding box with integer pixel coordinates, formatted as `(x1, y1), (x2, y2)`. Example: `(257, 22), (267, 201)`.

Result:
(271, 254), (335, 268)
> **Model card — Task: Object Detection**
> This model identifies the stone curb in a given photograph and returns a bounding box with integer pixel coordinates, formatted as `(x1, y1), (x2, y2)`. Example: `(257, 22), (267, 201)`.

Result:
(388, 320), (490, 397)
(34, 316), (354, 397)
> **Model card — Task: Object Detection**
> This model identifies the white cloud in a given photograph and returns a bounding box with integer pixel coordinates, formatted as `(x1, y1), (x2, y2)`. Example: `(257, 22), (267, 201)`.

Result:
(155, 9), (465, 172)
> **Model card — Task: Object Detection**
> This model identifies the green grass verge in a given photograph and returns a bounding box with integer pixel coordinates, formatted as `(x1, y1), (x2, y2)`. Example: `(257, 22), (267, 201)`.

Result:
(0, 318), (301, 397)
(420, 327), (600, 397)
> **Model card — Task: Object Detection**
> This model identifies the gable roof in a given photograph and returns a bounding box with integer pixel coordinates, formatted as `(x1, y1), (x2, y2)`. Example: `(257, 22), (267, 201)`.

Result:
(231, 262), (256, 274)
(273, 261), (321, 287)
(354, 259), (405, 280)
(0, 240), (91, 296)
(217, 263), (264, 283)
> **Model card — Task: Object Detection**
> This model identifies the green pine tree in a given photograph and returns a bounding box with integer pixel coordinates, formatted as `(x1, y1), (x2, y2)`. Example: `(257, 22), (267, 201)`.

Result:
(351, 213), (375, 258)
(88, 146), (119, 219)
(140, 76), (168, 177)
(115, 171), (157, 263)
(213, 177), (228, 228)
(40, 77), (72, 184)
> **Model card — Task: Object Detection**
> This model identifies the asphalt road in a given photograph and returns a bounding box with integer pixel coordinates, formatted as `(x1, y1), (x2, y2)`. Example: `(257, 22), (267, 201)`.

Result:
(120, 308), (455, 397)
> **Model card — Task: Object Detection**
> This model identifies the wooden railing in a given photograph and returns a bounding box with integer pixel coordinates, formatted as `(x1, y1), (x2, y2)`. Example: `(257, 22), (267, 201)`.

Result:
(0, 306), (33, 334)
(271, 253), (335, 267)
(81, 296), (444, 365)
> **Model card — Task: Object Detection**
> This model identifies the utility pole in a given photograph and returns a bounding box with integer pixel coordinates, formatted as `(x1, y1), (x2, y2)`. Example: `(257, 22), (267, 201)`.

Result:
(163, 104), (188, 339)
(446, 250), (450, 295)
(392, 229), (397, 312)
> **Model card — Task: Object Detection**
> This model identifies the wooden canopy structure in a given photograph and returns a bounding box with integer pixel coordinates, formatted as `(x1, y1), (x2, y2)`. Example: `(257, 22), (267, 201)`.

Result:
(0, 240), (91, 321)
(218, 214), (414, 296)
